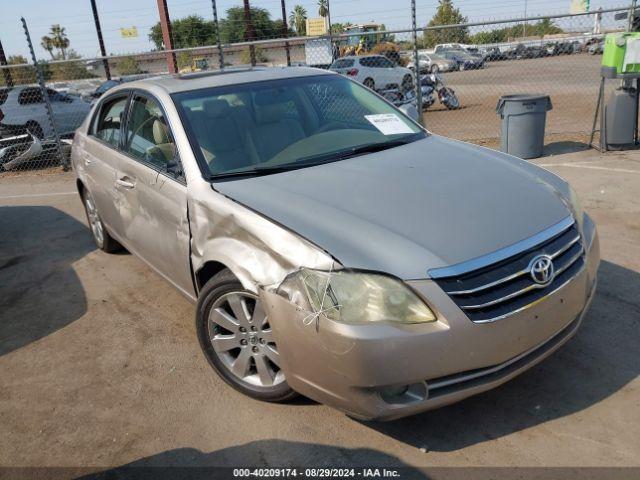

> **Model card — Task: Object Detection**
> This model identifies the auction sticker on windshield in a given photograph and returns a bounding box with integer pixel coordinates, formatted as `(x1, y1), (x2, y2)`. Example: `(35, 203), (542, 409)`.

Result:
(365, 114), (414, 135)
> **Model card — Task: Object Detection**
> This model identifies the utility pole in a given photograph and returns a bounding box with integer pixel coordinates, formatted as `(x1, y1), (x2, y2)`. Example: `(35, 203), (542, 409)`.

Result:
(243, 0), (257, 66)
(411, 0), (423, 126)
(522, 0), (528, 38)
(0, 38), (14, 87)
(327, 0), (334, 61)
(156, 0), (177, 74)
(21, 17), (64, 168)
(280, 0), (291, 66)
(210, 0), (225, 70)
(90, 0), (111, 80)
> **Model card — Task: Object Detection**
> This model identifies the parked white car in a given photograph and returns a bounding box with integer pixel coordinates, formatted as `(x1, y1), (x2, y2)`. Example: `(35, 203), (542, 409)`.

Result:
(330, 55), (415, 91)
(0, 86), (91, 139)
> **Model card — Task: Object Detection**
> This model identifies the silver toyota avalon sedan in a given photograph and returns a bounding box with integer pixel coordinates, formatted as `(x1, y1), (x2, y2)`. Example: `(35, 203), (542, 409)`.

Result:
(71, 67), (599, 421)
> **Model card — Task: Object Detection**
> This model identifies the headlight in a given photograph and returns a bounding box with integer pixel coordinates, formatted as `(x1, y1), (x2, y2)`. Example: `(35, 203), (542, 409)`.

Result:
(277, 269), (436, 324)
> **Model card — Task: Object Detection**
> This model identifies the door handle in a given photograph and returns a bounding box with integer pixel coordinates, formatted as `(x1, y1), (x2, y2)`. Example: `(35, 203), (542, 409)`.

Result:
(115, 177), (135, 189)
(82, 152), (92, 164)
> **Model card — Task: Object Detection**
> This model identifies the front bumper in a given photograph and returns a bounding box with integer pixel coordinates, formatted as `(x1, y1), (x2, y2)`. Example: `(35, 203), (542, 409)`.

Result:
(261, 216), (600, 421)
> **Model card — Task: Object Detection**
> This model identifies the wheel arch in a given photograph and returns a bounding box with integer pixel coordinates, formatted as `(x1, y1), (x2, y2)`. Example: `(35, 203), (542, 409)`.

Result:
(195, 260), (229, 293)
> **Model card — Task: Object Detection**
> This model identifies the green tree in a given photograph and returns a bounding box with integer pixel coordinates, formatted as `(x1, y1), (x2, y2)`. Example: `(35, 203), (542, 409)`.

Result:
(7, 55), (28, 65)
(289, 5), (308, 36)
(318, 0), (328, 18)
(220, 7), (280, 43)
(422, 0), (468, 48)
(469, 19), (563, 44)
(149, 15), (217, 49)
(41, 36), (55, 60)
(47, 50), (93, 81)
(117, 56), (142, 75)
(330, 22), (349, 34)
(50, 25), (70, 59)
(534, 18), (563, 36)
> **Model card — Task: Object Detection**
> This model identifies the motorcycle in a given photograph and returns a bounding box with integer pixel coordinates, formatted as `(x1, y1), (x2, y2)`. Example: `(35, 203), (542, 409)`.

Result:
(419, 73), (460, 110)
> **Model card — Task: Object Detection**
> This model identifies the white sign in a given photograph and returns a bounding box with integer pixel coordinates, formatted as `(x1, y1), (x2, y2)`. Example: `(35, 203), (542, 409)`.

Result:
(365, 114), (414, 135)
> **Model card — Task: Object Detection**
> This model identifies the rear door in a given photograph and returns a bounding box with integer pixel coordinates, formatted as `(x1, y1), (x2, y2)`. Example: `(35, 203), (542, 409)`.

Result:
(116, 91), (193, 296)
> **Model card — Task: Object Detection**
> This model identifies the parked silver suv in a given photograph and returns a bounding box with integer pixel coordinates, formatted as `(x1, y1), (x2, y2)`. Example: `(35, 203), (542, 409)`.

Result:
(71, 67), (599, 421)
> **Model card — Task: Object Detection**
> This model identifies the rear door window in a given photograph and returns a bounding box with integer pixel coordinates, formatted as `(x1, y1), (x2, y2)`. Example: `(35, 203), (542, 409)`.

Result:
(0, 88), (10, 105)
(18, 88), (44, 105)
(331, 59), (355, 69)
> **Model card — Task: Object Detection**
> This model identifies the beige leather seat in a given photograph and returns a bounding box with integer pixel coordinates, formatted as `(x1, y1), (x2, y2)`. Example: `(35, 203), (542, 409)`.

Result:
(247, 99), (305, 163)
(146, 118), (175, 165)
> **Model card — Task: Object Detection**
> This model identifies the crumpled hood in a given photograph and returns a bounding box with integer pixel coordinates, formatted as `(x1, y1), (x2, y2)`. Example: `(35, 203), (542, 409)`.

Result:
(214, 135), (571, 280)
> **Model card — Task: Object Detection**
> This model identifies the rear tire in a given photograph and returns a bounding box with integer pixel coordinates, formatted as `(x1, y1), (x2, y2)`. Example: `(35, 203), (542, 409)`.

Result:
(81, 188), (121, 253)
(196, 269), (297, 403)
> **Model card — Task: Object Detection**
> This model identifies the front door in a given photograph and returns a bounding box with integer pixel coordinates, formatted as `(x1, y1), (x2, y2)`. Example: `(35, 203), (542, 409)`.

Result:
(116, 92), (193, 296)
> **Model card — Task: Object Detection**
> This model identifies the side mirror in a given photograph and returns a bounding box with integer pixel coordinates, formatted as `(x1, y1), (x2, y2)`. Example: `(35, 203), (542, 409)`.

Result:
(399, 103), (420, 122)
(165, 158), (183, 178)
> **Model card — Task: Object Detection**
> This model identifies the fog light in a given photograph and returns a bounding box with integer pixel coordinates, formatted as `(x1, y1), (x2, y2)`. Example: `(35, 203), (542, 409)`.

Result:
(379, 382), (428, 405)
(381, 385), (409, 397)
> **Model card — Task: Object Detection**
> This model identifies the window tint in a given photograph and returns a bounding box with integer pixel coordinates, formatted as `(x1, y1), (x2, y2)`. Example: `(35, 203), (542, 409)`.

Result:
(125, 95), (176, 168)
(18, 88), (44, 105)
(94, 96), (127, 147)
(0, 88), (10, 105)
(331, 59), (355, 69)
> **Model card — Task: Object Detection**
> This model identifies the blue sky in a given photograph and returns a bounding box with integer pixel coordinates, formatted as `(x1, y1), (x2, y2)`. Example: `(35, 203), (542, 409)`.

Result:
(0, 0), (632, 60)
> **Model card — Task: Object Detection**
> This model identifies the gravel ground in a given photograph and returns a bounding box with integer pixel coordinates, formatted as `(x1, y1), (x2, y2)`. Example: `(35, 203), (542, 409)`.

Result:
(0, 140), (639, 476)
(424, 54), (608, 142)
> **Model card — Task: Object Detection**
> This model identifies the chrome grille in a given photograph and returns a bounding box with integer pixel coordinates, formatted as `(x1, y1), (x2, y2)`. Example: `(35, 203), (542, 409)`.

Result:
(432, 218), (585, 323)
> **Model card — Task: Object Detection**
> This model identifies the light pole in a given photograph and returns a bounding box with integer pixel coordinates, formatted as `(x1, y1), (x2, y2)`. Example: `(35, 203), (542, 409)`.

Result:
(522, 0), (528, 38)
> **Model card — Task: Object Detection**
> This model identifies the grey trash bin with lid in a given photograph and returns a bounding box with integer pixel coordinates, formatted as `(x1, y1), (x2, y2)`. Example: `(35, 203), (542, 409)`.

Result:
(496, 94), (553, 159)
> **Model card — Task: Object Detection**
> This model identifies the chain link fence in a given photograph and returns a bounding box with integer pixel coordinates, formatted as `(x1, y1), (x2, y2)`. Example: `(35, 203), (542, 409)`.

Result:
(0, 4), (633, 174)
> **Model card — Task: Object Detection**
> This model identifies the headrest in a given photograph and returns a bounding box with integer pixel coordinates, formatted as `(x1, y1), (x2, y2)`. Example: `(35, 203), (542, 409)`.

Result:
(152, 118), (169, 144)
(255, 102), (285, 124)
(203, 99), (230, 118)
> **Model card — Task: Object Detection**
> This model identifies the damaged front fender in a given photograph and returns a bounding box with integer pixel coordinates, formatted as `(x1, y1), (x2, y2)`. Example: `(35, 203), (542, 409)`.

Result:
(188, 179), (337, 293)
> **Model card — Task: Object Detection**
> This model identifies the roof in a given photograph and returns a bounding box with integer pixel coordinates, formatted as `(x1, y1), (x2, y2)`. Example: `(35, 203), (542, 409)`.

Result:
(122, 66), (335, 94)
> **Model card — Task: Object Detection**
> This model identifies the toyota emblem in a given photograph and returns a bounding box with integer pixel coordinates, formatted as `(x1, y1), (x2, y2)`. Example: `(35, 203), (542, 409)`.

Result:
(529, 255), (555, 286)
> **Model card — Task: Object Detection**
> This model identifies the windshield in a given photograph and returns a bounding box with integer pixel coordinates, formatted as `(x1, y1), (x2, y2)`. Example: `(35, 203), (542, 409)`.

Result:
(173, 74), (424, 179)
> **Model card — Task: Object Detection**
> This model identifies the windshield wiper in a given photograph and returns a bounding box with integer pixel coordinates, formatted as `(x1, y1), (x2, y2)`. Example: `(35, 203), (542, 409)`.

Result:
(208, 135), (422, 181)
(208, 163), (319, 180)
(337, 138), (416, 158)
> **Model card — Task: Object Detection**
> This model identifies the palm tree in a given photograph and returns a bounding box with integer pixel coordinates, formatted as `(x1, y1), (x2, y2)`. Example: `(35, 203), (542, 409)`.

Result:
(50, 24), (70, 60)
(318, 0), (328, 18)
(289, 5), (307, 36)
(41, 36), (55, 59)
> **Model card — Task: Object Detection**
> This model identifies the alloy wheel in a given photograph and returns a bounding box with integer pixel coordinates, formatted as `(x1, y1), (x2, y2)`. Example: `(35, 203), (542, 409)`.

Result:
(207, 291), (284, 388)
(84, 193), (104, 247)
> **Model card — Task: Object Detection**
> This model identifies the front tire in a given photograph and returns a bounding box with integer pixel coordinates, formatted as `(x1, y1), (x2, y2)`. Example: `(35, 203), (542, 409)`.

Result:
(196, 269), (297, 402)
(82, 189), (121, 253)
(363, 78), (375, 90)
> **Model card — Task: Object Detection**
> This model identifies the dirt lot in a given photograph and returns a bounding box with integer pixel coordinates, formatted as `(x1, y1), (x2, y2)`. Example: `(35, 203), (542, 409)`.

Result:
(1, 146), (639, 477)
(424, 54), (605, 142)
